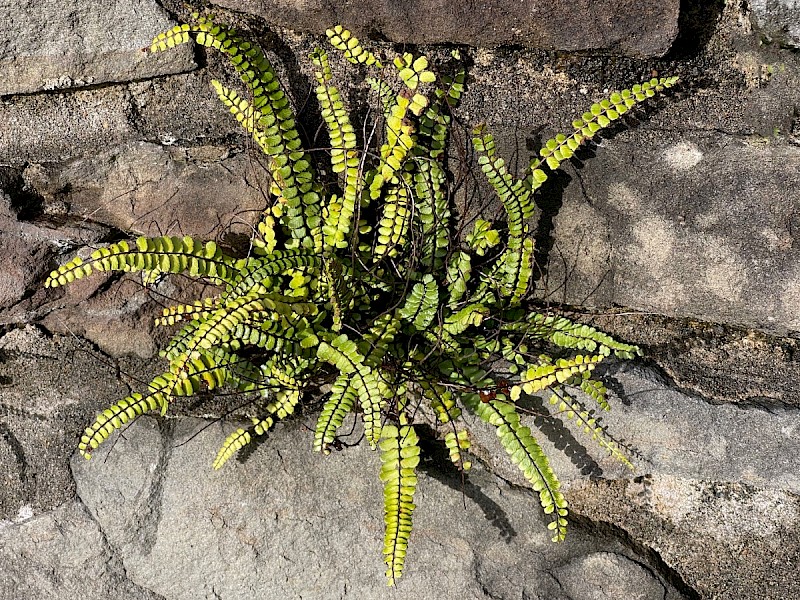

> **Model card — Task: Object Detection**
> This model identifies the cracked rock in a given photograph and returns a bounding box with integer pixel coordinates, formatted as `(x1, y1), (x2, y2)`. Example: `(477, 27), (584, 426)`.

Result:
(554, 552), (666, 600)
(0, 0), (195, 96)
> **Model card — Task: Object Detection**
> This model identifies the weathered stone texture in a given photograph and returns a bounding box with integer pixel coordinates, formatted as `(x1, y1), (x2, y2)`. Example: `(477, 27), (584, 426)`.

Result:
(751, 0), (800, 47)
(209, 0), (680, 57)
(537, 133), (800, 335)
(0, 502), (163, 600)
(69, 415), (686, 600)
(0, 0), (195, 96)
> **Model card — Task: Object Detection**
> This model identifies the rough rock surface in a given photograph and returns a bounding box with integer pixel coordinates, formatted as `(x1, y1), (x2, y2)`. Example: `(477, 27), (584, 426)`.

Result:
(207, 0), (681, 57)
(68, 415), (686, 600)
(751, 0), (800, 48)
(0, 0), (195, 96)
(537, 132), (800, 335)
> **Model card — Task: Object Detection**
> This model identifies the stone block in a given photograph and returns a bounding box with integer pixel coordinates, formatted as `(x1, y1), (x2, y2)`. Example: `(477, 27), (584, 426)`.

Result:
(0, 0), (195, 96)
(538, 132), (800, 335)
(209, 0), (680, 57)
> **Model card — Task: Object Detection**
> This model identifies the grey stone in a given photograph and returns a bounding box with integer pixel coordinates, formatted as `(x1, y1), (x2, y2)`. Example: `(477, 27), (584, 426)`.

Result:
(554, 552), (666, 600)
(0, 86), (138, 164)
(751, 0), (800, 48)
(0, 326), (136, 519)
(71, 416), (684, 599)
(536, 132), (800, 336)
(208, 0), (680, 57)
(22, 141), (271, 239)
(0, 190), (110, 312)
(0, 0), (195, 96)
(569, 478), (800, 600)
(573, 312), (800, 408)
(0, 502), (163, 600)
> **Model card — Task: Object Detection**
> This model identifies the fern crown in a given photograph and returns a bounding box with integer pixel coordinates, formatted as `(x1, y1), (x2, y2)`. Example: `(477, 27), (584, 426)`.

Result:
(47, 14), (676, 585)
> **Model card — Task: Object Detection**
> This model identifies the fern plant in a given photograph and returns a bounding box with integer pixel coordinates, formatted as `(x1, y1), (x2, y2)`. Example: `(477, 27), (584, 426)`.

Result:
(46, 15), (678, 585)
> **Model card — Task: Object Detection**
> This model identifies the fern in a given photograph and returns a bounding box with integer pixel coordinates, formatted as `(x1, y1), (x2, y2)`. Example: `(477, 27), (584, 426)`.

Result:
(52, 15), (680, 586)
(379, 423), (420, 585)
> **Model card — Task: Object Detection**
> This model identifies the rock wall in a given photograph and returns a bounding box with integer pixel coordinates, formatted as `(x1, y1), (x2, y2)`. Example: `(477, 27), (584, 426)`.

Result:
(1, 1), (799, 599)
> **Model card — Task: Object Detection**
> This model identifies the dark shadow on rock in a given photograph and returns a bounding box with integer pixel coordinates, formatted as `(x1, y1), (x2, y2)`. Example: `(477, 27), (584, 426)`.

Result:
(415, 424), (517, 542)
(517, 395), (603, 479)
(668, 0), (726, 60)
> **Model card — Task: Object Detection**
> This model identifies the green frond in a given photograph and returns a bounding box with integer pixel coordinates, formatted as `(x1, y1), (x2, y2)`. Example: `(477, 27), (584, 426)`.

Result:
(467, 398), (567, 541)
(360, 313), (401, 367)
(212, 426), (253, 470)
(77, 368), (190, 459)
(312, 48), (362, 252)
(225, 250), (323, 300)
(580, 377), (610, 410)
(444, 429), (472, 471)
(446, 251), (472, 305)
(317, 334), (388, 446)
(509, 354), (603, 398)
(379, 423), (420, 585)
(528, 76), (680, 184)
(443, 303), (489, 336)
(45, 236), (239, 288)
(156, 297), (221, 326)
(472, 126), (535, 238)
(466, 219), (501, 256)
(213, 387), (301, 469)
(548, 389), (633, 470)
(393, 52), (436, 93)
(314, 373), (358, 453)
(373, 175), (412, 259)
(367, 77), (396, 117)
(369, 95), (415, 200)
(507, 313), (641, 358)
(398, 275), (438, 330)
(149, 23), (193, 52)
(78, 391), (162, 459)
(326, 25), (382, 67)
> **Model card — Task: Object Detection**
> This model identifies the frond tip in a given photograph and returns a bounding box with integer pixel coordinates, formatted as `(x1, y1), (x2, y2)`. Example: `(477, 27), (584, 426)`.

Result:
(379, 424), (420, 585)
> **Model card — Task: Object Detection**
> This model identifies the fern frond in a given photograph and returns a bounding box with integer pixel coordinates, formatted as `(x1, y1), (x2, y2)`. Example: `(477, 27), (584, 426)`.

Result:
(373, 176), (412, 259)
(548, 389), (633, 470)
(368, 95), (415, 200)
(446, 251), (472, 305)
(505, 313), (641, 359)
(317, 334), (388, 446)
(527, 76), (680, 188)
(213, 387), (302, 469)
(314, 375), (358, 453)
(367, 77), (396, 117)
(467, 398), (568, 541)
(508, 354), (603, 398)
(398, 274), (438, 330)
(311, 48), (362, 252)
(379, 423), (420, 585)
(156, 297), (221, 326)
(225, 250), (322, 300)
(472, 126), (535, 238)
(176, 15), (323, 250)
(45, 236), (238, 288)
(326, 25), (382, 67)
(444, 429), (472, 471)
(78, 369), (189, 458)
(443, 303), (489, 336)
